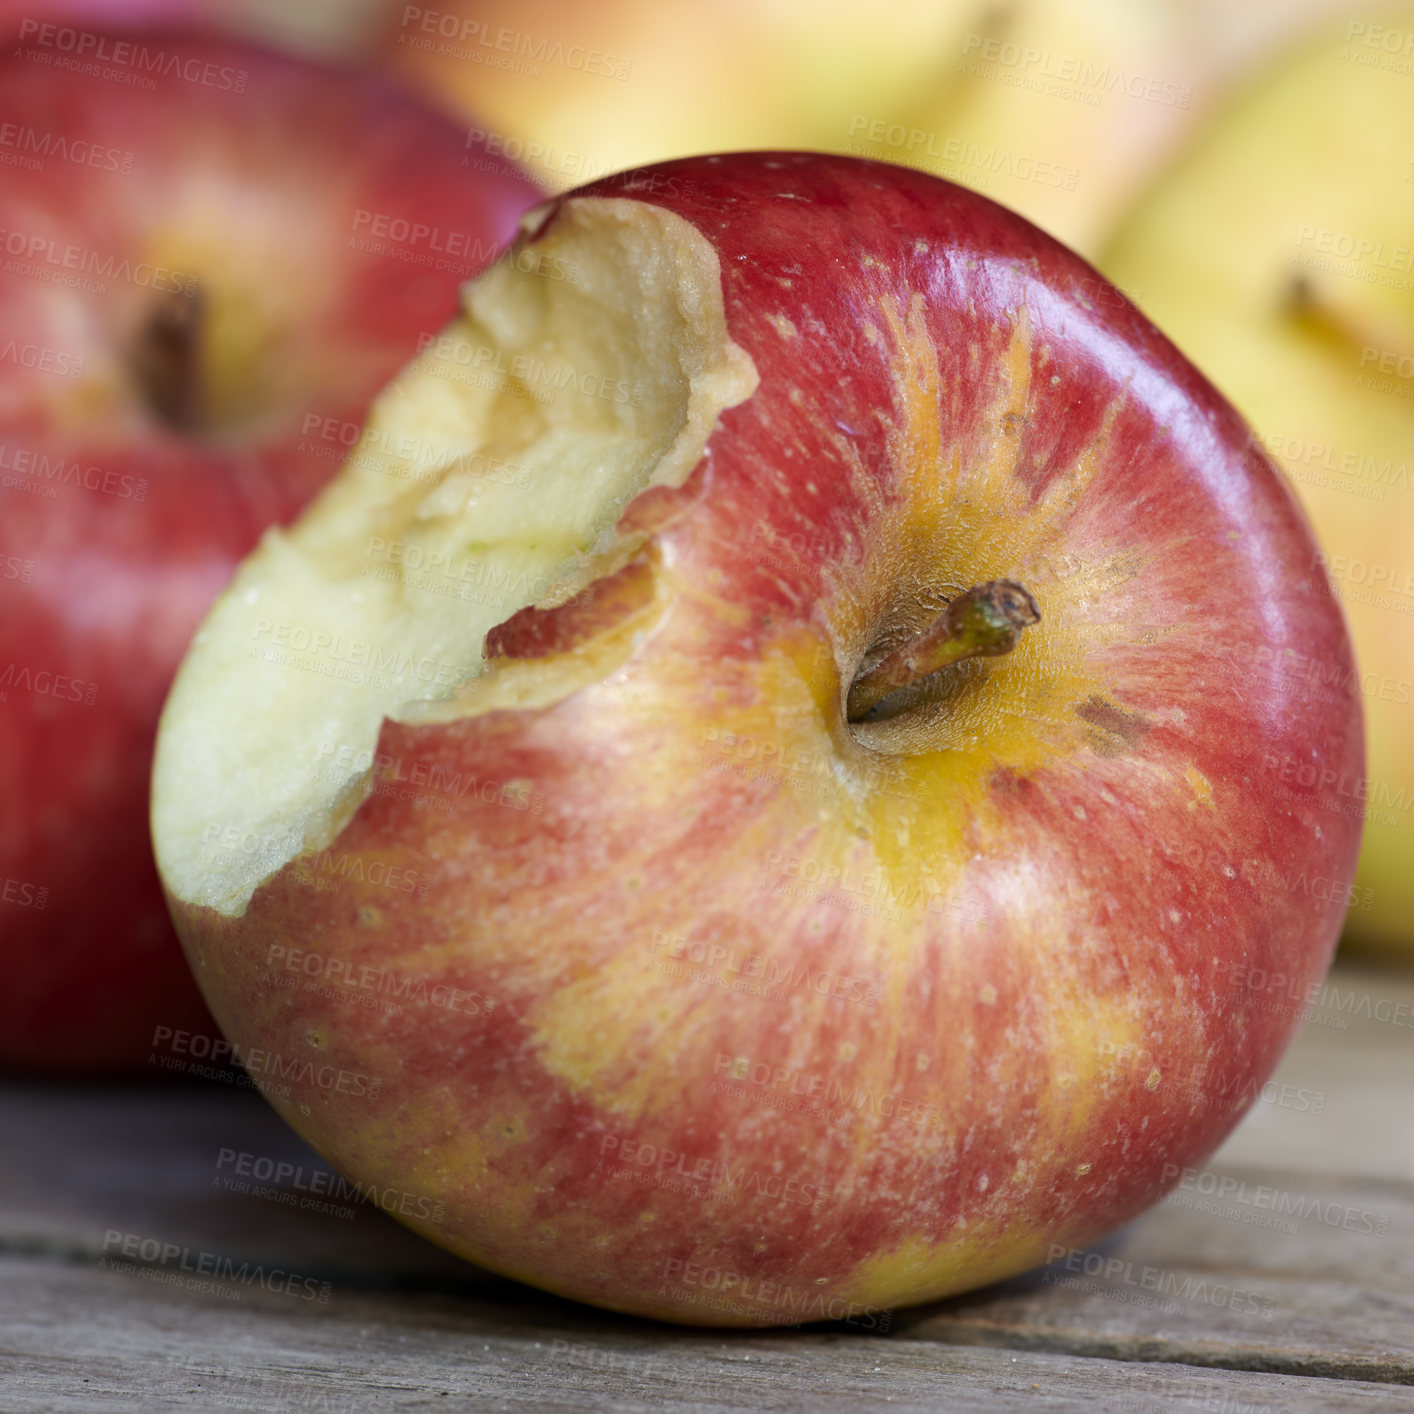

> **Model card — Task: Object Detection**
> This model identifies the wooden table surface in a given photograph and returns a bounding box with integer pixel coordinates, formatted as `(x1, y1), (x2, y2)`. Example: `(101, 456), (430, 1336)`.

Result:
(4, 959), (1412, 1412)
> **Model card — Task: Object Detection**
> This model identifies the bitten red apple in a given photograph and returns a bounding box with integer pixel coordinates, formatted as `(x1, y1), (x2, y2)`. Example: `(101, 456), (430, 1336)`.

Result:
(0, 32), (537, 1074)
(153, 154), (1362, 1325)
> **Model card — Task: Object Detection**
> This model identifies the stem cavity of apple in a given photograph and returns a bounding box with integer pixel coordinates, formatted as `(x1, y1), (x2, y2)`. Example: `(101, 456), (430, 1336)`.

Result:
(846, 579), (1040, 722)
(134, 286), (206, 434)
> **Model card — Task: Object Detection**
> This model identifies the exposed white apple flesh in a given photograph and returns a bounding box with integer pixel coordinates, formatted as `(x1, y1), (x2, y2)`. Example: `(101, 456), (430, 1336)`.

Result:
(152, 198), (757, 915)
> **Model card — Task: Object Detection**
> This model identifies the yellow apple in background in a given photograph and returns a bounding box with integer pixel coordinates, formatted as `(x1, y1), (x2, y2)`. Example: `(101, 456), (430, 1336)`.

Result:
(381, 0), (1206, 256)
(384, 0), (965, 166)
(869, 0), (1202, 255)
(211, 0), (392, 58)
(1103, 12), (1414, 959)
(904, 0), (1398, 251)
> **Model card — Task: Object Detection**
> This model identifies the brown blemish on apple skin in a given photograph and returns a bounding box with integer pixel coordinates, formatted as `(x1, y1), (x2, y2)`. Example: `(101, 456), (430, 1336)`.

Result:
(1074, 694), (1152, 756)
(987, 765), (1034, 801)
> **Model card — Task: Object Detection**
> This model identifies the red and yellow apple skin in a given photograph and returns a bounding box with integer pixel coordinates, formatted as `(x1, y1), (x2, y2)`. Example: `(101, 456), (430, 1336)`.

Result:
(0, 34), (538, 1075)
(167, 155), (1362, 1323)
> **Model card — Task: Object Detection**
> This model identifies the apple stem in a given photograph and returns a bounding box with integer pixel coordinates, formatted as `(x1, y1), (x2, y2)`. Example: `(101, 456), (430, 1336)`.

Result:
(847, 579), (1040, 722)
(1287, 275), (1414, 368)
(134, 286), (206, 433)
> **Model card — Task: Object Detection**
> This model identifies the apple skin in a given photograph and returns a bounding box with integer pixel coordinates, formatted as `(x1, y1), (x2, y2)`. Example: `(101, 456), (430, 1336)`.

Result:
(0, 33), (538, 1075)
(165, 154), (1362, 1324)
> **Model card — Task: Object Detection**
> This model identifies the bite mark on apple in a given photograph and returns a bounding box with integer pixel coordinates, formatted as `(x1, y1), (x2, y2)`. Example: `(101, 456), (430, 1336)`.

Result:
(152, 197), (758, 916)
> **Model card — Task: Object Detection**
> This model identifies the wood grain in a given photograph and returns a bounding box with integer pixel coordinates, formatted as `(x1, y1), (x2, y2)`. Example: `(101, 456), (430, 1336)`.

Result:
(3, 959), (1410, 1410)
(4, 1257), (1410, 1413)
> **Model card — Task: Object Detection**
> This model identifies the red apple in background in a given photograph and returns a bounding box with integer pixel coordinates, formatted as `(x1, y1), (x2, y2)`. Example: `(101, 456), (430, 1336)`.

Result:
(0, 2), (197, 33)
(152, 154), (1361, 1324)
(0, 4), (392, 59)
(0, 32), (537, 1075)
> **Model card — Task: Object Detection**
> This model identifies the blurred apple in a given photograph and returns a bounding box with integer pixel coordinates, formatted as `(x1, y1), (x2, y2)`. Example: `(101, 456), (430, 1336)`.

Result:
(876, 0), (1205, 254)
(383, 0), (965, 175)
(1103, 12), (1414, 958)
(0, 31), (536, 1074)
(0, 2), (393, 58)
(381, 0), (1215, 255)
(0, 1), (197, 31)
(197, 0), (397, 60)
